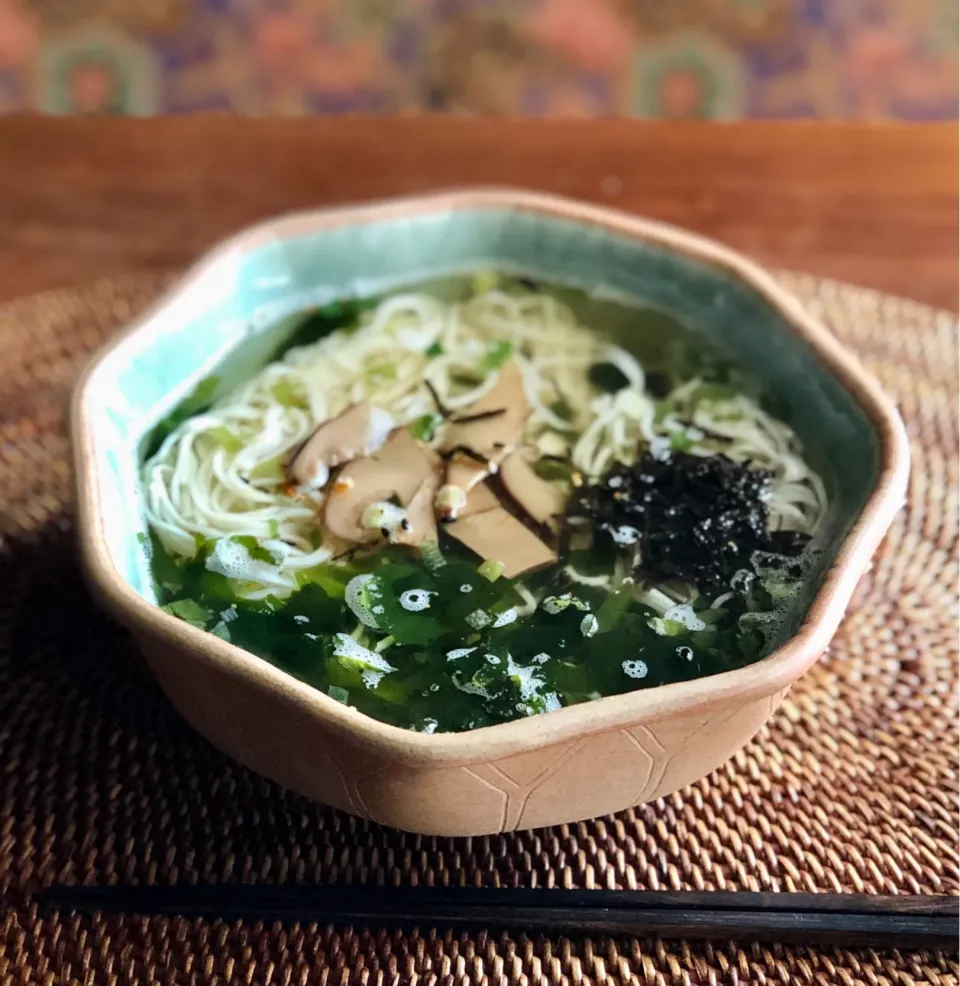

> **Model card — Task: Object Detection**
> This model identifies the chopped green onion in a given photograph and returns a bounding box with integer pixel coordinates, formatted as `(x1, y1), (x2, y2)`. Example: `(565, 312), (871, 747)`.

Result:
(425, 341), (444, 359)
(420, 540), (446, 574)
(472, 270), (499, 295)
(328, 685), (350, 704)
(367, 364), (397, 384)
(478, 560), (504, 583)
(267, 519), (281, 539)
(209, 620), (231, 641)
(408, 413), (443, 443)
(250, 454), (285, 483)
(647, 616), (685, 637)
(668, 430), (694, 453)
(271, 379), (307, 407)
(481, 341), (513, 372)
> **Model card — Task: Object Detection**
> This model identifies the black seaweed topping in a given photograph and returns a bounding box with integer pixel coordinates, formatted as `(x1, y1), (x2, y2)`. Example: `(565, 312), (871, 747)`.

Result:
(566, 451), (809, 593)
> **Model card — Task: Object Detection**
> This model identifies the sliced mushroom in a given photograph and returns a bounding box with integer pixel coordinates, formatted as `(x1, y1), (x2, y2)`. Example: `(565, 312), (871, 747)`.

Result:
(500, 451), (567, 527)
(443, 457), (491, 505)
(441, 361), (530, 495)
(435, 476), (500, 522)
(446, 505), (558, 579)
(391, 472), (441, 548)
(459, 482), (500, 518)
(324, 429), (441, 544)
(287, 402), (393, 489)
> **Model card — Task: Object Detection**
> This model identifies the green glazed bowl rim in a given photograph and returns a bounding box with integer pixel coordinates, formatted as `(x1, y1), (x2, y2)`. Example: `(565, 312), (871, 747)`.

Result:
(73, 188), (910, 765)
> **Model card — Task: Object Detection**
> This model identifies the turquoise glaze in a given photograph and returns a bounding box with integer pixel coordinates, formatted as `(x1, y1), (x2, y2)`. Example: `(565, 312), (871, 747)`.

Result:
(82, 199), (878, 649)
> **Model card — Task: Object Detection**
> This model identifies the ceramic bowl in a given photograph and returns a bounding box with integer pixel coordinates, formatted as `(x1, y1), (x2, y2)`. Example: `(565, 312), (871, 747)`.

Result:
(73, 189), (908, 836)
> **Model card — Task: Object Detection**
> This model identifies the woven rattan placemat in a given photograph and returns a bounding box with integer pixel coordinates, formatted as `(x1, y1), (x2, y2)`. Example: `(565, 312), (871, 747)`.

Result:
(0, 273), (956, 986)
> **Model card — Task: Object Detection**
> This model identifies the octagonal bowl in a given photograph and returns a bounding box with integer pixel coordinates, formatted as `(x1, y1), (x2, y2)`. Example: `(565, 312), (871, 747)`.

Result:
(73, 189), (908, 836)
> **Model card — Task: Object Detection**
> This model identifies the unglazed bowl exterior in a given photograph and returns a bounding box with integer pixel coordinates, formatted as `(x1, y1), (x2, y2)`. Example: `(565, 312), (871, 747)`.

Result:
(73, 189), (909, 836)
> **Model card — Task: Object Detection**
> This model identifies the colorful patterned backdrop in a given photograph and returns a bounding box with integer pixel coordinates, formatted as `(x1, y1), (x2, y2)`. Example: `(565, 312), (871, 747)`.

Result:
(0, 0), (956, 118)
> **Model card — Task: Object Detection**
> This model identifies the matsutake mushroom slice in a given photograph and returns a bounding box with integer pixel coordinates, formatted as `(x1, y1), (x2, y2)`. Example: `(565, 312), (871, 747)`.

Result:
(441, 361), (530, 495)
(324, 430), (441, 544)
(391, 471), (441, 548)
(458, 482), (500, 518)
(500, 451), (567, 527)
(446, 503), (558, 580)
(436, 475), (500, 523)
(287, 402), (394, 489)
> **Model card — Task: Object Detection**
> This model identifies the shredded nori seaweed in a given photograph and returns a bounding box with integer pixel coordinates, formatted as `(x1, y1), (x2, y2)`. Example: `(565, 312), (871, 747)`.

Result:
(567, 451), (810, 593)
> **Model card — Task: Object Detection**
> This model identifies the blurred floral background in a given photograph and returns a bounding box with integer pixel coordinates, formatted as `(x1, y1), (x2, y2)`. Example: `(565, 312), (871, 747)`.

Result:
(0, 0), (956, 118)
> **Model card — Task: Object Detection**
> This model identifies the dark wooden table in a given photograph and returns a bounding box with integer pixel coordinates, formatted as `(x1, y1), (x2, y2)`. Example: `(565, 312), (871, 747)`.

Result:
(0, 118), (956, 310)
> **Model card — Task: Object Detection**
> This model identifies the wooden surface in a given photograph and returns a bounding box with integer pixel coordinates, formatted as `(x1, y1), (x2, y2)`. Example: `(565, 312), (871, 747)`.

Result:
(0, 117), (956, 310)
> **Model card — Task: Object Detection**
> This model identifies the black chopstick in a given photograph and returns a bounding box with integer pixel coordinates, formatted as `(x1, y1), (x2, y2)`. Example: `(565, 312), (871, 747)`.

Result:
(38, 886), (959, 950)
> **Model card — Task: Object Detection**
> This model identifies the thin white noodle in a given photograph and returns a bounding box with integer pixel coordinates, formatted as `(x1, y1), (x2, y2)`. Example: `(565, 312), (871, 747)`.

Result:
(144, 285), (826, 599)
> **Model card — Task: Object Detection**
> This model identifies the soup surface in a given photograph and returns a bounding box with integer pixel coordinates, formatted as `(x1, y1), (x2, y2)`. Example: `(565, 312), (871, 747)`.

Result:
(142, 274), (825, 733)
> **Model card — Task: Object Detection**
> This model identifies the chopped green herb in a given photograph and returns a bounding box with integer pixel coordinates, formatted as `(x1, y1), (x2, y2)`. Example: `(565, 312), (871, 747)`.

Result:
(481, 341), (514, 372)
(472, 270), (500, 295)
(328, 685), (350, 704)
(647, 616), (685, 637)
(668, 430), (694, 453)
(425, 341), (444, 359)
(367, 363), (397, 384)
(266, 519), (281, 539)
(408, 413), (443, 443)
(271, 380), (307, 408)
(478, 560), (504, 583)
(250, 454), (286, 483)
(205, 426), (243, 453)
